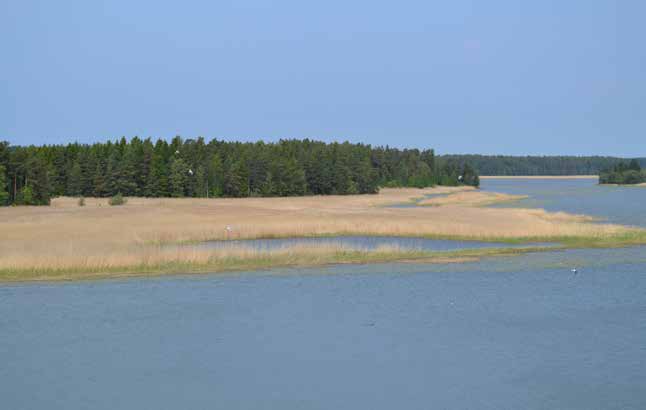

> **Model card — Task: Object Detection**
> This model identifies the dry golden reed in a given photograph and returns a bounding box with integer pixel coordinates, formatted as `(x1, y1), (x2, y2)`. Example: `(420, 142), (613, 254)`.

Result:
(0, 186), (643, 279)
(417, 191), (527, 207)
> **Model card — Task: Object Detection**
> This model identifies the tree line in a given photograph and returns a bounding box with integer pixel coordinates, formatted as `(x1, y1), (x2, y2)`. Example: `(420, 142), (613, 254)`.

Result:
(0, 137), (479, 206)
(599, 160), (646, 185)
(439, 154), (646, 176)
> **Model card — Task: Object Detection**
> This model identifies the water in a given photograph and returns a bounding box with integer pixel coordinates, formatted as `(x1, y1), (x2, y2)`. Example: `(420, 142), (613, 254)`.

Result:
(481, 178), (646, 227)
(196, 236), (552, 252)
(2, 179), (646, 409)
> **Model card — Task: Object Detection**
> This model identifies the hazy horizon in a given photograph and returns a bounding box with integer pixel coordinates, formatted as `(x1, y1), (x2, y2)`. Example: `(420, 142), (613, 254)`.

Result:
(3, 1), (644, 156)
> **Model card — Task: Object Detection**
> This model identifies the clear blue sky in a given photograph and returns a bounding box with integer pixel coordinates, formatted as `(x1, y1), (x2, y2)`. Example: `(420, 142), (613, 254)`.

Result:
(2, 0), (644, 156)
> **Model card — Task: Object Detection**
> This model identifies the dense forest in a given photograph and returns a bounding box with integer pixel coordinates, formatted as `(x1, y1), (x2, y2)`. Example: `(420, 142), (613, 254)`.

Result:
(0, 138), (479, 206)
(599, 160), (646, 185)
(440, 155), (646, 176)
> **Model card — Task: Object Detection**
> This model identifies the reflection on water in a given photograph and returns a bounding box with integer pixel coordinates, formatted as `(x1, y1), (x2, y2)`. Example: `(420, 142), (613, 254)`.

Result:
(195, 235), (553, 252)
(2, 178), (646, 410)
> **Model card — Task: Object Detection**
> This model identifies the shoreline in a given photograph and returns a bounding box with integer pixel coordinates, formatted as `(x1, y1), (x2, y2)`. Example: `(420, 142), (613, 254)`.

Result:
(0, 243), (603, 283)
(480, 175), (598, 179)
(599, 182), (646, 187)
(2, 230), (645, 284)
(2, 187), (646, 283)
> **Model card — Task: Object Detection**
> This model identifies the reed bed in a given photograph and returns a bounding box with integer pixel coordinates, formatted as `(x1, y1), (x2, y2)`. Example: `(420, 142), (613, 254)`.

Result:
(1, 187), (645, 281)
(417, 191), (528, 207)
(0, 243), (463, 282)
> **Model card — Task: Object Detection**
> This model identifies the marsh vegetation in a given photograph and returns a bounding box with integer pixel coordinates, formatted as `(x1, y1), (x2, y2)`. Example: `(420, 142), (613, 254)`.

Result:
(1, 186), (644, 281)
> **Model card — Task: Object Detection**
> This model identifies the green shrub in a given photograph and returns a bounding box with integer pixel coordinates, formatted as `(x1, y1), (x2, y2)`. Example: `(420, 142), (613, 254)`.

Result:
(20, 186), (34, 205)
(108, 193), (127, 206)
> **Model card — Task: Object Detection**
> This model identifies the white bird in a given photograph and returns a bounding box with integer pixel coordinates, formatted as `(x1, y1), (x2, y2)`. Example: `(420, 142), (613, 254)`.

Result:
(571, 268), (578, 274)
(175, 150), (180, 155)
(188, 169), (194, 176)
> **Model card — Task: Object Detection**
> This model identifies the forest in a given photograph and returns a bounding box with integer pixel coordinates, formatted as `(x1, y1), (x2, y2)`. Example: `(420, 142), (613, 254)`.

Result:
(598, 160), (646, 185)
(0, 138), (479, 206)
(440, 154), (646, 176)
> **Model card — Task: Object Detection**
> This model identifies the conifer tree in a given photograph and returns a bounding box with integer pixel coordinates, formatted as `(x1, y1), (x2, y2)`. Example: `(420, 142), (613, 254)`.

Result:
(223, 159), (249, 197)
(93, 160), (108, 197)
(169, 157), (189, 197)
(145, 150), (169, 197)
(67, 161), (83, 196)
(207, 154), (224, 197)
(0, 164), (9, 205)
(119, 147), (139, 195)
(0, 136), (481, 203)
(24, 154), (51, 205)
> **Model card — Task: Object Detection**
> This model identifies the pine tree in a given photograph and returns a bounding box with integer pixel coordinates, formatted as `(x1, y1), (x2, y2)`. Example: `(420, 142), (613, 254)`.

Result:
(0, 164), (9, 205)
(24, 155), (51, 205)
(49, 148), (68, 196)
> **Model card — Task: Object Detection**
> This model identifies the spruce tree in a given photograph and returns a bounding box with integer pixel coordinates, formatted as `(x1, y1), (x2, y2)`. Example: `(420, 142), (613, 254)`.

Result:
(169, 158), (189, 197)
(145, 151), (169, 197)
(207, 154), (223, 197)
(67, 161), (83, 196)
(223, 159), (249, 197)
(105, 150), (121, 196)
(93, 159), (107, 197)
(0, 136), (482, 200)
(118, 147), (139, 195)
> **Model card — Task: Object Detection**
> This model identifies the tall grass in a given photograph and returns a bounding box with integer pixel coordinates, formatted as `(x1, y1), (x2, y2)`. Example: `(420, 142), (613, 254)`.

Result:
(0, 244), (556, 282)
(1, 187), (645, 282)
(417, 191), (528, 207)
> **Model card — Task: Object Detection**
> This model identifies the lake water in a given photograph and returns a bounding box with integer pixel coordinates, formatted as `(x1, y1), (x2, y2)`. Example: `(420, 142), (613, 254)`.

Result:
(2, 179), (646, 409)
(482, 178), (646, 227)
(195, 236), (552, 252)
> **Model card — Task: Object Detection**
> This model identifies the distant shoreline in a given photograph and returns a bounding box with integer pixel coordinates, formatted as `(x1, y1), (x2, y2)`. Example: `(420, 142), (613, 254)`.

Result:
(600, 182), (646, 187)
(480, 175), (598, 179)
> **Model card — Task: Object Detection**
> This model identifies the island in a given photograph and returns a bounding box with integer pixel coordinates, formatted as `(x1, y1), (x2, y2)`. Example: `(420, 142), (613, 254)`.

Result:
(599, 160), (646, 185)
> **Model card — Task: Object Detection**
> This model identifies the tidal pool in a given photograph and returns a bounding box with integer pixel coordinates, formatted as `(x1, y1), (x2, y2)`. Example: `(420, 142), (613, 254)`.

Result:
(2, 178), (646, 409)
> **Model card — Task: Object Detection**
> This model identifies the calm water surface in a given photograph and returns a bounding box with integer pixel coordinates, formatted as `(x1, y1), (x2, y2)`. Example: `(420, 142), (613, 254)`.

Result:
(2, 179), (646, 409)
(196, 236), (552, 252)
(481, 178), (646, 227)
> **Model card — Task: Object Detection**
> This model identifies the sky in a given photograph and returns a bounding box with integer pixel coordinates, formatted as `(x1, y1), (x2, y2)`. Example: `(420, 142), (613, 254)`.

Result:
(2, 0), (644, 156)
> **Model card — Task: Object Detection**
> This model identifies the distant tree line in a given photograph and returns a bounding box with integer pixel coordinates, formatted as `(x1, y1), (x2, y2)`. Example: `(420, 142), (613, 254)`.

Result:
(439, 154), (646, 176)
(0, 138), (479, 206)
(599, 160), (646, 185)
